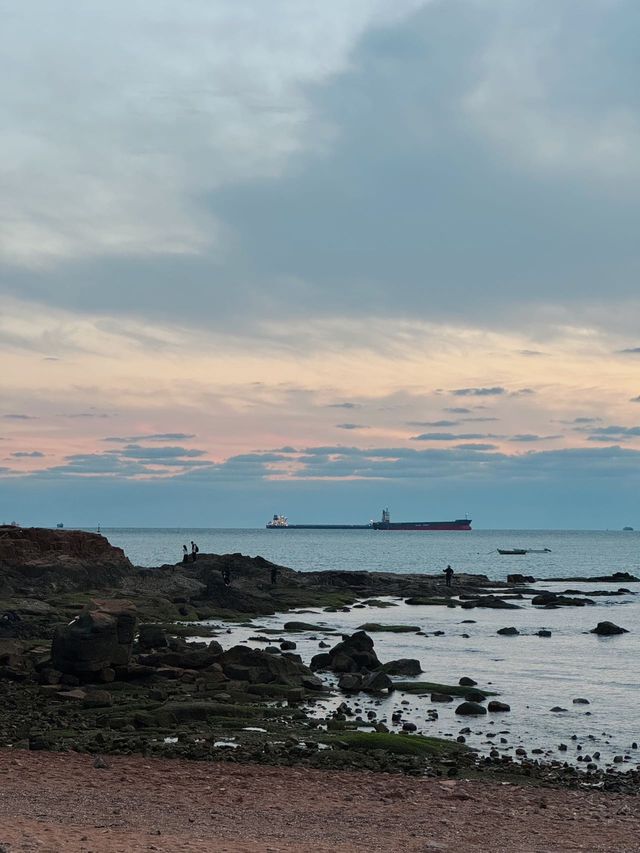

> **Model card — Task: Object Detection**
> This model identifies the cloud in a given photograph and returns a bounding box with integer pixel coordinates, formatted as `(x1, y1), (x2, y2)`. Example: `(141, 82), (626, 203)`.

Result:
(103, 433), (196, 443)
(451, 387), (506, 397)
(335, 423), (369, 430)
(631, 396), (640, 403)
(411, 432), (499, 441)
(407, 420), (459, 427)
(116, 444), (206, 460)
(63, 412), (111, 419)
(618, 347), (640, 354)
(2, 414), (38, 420)
(444, 407), (471, 414)
(508, 434), (560, 442)
(326, 402), (360, 409)
(454, 443), (497, 451)
(510, 388), (536, 397)
(585, 425), (640, 442)
(11, 451), (44, 458)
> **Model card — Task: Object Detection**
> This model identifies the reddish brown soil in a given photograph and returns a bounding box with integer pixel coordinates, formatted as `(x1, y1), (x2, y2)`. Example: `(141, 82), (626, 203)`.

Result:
(0, 750), (638, 852)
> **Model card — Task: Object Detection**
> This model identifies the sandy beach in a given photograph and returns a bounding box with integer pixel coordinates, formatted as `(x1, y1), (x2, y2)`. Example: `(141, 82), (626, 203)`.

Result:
(0, 749), (638, 853)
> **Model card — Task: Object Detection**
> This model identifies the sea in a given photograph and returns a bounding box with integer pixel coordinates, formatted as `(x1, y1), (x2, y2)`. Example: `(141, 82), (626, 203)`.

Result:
(97, 527), (640, 770)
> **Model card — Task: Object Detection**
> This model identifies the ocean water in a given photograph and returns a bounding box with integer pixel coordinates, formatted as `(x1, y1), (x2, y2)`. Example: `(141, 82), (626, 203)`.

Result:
(97, 527), (640, 579)
(96, 527), (640, 769)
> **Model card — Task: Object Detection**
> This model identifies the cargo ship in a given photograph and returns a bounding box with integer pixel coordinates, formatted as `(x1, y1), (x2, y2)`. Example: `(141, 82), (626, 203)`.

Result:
(266, 508), (471, 531)
(372, 508), (471, 531)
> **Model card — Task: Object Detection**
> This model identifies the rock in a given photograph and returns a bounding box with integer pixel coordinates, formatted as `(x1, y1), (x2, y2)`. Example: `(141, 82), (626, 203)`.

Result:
(487, 701), (510, 712)
(82, 690), (113, 708)
(93, 756), (110, 769)
(219, 644), (321, 691)
(377, 659), (422, 677)
(497, 627), (519, 636)
(338, 673), (363, 692)
(137, 624), (168, 651)
(464, 690), (486, 703)
(402, 722), (417, 732)
(532, 593), (592, 607)
(361, 671), (393, 693)
(572, 698), (590, 705)
(280, 640), (297, 651)
(537, 630), (552, 637)
(461, 595), (521, 610)
(309, 652), (332, 671)
(507, 574), (535, 584)
(590, 621), (629, 636)
(430, 693), (454, 702)
(52, 599), (137, 677)
(550, 706), (568, 713)
(459, 677), (477, 686)
(315, 631), (382, 675)
(455, 701), (487, 716)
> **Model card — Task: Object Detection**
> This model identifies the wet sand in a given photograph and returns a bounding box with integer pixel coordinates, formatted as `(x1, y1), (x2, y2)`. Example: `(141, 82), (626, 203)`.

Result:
(0, 749), (638, 852)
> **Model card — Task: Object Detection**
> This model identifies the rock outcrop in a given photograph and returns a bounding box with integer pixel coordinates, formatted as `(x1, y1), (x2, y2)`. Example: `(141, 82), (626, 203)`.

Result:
(0, 527), (132, 596)
(51, 599), (137, 680)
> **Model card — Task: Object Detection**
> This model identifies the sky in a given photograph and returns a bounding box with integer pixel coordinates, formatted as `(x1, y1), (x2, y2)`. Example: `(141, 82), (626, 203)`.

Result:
(1, 0), (640, 528)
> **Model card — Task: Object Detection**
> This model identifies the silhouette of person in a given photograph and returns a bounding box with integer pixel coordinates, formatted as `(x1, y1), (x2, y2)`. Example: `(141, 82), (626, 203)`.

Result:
(270, 566), (278, 585)
(182, 544), (188, 564)
(222, 567), (231, 587)
(444, 564), (454, 587)
(191, 541), (199, 562)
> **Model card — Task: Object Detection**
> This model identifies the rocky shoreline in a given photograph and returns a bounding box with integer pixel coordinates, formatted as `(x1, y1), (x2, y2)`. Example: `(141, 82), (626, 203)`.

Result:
(0, 526), (638, 795)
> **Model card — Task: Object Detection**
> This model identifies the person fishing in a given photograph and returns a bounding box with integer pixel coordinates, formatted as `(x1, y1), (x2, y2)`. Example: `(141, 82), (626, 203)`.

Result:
(443, 564), (454, 587)
(270, 565), (278, 585)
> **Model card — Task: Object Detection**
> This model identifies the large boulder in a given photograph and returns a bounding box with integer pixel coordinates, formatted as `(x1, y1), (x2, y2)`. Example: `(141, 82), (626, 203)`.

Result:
(51, 599), (137, 678)
(455, 701), (487, 716)
(312, 630), (381, 675)
(590, 621), (629, 636)
(378, 658), (422, 677)
(220, 644), (323, 690)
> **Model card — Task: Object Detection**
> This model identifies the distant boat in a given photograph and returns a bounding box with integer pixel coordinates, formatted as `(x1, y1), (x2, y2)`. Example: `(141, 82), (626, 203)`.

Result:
(527, 548), (552, 553)
(56, 523), (64, 529)
(497, 548), (527, 555)
(623, 526), (634, 531)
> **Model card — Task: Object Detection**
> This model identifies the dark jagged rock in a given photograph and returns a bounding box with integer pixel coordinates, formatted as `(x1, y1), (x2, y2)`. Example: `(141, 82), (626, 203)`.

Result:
(507, 574), (536, 584)
(590, 621), (629, 636)
(459, 677), (477, 686)
(137, 624), (168, 651)
(460, 596), (521, 610)
(532, 592), (593, 607)
(377, 659), (422, 677)
(488, 701), (511, 712)
(51, 599), (137, 679)
(0, 527), (131, 596)
(455, 701), (487, 716)
(311, 630), (381, 675)
(220, 644), (323, 690)
(497, 627), (519, 636)
(551, 572), (639, 583)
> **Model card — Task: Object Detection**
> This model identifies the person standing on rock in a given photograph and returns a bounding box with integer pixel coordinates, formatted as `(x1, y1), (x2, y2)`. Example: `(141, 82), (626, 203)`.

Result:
(443, 564), (454, 587)
(182, 545), (189, 563)
(270, 566), (278, 585)
(222, 567), (231, 586)
(191, 541), (199, 562)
